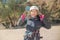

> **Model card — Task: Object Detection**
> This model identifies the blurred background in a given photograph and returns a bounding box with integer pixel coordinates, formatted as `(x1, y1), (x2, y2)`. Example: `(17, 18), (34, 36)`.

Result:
(0, 0), (60, 40)
(0, 0), (60, 29)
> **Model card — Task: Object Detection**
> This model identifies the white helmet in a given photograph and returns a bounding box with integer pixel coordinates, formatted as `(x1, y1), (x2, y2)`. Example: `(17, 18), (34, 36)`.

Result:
(30, 6), (39, 11)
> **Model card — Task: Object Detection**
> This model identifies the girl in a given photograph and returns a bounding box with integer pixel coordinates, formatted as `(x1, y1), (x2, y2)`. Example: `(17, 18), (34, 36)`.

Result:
(17, 6), (51, 40)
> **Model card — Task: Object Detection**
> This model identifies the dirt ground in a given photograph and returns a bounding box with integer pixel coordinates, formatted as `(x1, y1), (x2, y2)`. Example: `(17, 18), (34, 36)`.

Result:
(0, 26), (60, 40)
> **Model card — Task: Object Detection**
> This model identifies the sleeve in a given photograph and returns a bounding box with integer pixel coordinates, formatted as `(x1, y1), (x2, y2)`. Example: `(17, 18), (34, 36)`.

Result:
(41, 18), (51, 29)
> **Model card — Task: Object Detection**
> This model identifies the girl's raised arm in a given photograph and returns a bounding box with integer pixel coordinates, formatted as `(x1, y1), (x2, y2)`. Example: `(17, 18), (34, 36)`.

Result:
(17, 14), (27, 26)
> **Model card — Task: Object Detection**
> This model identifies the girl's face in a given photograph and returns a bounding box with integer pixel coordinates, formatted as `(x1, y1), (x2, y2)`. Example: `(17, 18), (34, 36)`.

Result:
(30, 9), (38, 17)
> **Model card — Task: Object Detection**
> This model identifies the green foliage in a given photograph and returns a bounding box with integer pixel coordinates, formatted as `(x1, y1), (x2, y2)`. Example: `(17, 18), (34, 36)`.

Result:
(0, 0), (26, 28)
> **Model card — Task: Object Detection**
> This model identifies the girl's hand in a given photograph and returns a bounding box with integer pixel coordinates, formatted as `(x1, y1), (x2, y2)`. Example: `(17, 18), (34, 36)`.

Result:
(40, 14), (44, 21)
(21, 14), (26, 22)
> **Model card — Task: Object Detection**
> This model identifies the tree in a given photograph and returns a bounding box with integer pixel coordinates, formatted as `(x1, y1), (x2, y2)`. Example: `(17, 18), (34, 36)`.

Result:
(42, 0), (60, 23)
(0, 0), (26, 29)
